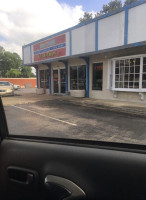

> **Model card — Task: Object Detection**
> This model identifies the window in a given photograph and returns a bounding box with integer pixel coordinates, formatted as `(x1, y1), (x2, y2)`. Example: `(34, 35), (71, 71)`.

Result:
(113, 55), (146, 91)
(92, 63), (103, 90)
(40, 69), (49, 89)
(70, 65), (86, 90)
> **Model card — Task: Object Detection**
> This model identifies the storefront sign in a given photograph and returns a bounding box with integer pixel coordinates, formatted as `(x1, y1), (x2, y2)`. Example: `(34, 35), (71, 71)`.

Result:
(33, 34), (66, 62)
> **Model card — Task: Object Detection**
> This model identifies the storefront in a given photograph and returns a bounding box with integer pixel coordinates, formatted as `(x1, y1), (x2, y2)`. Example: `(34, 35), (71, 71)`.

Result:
(22, 0), (146, 102)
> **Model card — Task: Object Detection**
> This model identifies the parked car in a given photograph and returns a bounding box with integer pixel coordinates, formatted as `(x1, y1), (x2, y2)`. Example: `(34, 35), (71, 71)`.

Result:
(0, 81), (14, 96)
(14, 84), (21, 90)
(10, 83), (21, 90)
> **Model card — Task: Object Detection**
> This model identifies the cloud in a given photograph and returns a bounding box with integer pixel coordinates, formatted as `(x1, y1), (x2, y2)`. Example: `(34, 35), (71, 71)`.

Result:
(0, 0), (84, 57)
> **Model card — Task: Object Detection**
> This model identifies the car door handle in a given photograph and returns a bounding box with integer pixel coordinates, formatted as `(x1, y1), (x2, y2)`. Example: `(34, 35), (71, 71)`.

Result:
(7, 166), (38, 186)
(45, 175), (86, 200)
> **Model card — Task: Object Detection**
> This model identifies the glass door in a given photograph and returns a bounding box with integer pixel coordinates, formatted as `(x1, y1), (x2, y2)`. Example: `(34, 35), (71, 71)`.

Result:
(40, 70), (49, 89)
(53, 70), (59, 93)
(60, 69), (66, 93)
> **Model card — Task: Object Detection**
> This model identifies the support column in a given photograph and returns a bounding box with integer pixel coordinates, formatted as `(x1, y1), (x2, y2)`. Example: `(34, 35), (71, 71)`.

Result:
(81, 57), (90, 98)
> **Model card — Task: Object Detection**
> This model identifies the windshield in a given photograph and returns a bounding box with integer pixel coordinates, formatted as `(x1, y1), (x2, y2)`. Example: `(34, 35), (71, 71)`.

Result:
(1, 0), (146, 146)
(0, 82), (10, 86)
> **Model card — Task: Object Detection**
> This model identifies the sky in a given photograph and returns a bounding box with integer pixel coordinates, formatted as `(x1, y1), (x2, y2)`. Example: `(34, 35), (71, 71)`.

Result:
(0, 0), (125, 58)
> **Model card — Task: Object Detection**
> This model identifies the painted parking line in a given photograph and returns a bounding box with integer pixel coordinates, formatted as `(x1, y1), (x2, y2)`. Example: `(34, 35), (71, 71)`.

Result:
(11, 105), (77, 126)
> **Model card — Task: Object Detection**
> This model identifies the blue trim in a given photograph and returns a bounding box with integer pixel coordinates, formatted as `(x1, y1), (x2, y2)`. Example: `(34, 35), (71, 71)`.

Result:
(95, 20), (98, 51)
(35, 66), (39, 88)
(49, 64), (51, 94)
(23, 0), (146, 49)
(34, 43), (66, 55)
(124, 8), (128, 45)
(81, 57), (89, 98)
(69, 31), (72, 56)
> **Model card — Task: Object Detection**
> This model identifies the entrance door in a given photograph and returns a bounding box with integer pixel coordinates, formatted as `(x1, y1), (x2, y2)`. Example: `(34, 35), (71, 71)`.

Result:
(40, 70), (49, 89)
(53, 69), (66, 94)
(53, 70), (59, 93)
(60, 69), (66, 94)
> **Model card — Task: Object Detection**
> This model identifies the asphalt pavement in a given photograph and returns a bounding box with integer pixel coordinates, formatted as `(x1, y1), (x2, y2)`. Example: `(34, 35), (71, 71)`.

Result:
(3, 92), (146, 145)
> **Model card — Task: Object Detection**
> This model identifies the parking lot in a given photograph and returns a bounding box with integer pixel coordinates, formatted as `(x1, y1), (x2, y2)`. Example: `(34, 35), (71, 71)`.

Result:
(2, 88), (146, 145)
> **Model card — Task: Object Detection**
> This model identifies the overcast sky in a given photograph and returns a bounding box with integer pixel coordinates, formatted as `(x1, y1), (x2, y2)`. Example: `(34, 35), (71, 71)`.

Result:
(0, 0), (125, 57)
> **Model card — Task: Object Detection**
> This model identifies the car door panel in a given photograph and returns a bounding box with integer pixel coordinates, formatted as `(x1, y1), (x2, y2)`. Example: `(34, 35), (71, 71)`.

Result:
(0, 138), (146, 200)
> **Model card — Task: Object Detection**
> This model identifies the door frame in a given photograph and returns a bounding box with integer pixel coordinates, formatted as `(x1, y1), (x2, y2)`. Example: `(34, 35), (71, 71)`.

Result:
(53, 67), (66, 95)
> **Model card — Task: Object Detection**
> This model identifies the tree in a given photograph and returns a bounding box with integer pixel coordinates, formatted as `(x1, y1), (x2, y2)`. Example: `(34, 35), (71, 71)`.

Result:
(79, 12), (93, 24)
(6, 68), (21, 78)
(21, 66), (32, 78)
(124, 0), (139, 6)
(100, 0), (122, 14)
(0, 51), (22, 77)
(78, 0), (122, 24)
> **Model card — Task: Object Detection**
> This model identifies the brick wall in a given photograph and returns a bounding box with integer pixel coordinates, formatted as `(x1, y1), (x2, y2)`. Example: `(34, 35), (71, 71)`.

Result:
(0, 78), (37, 88)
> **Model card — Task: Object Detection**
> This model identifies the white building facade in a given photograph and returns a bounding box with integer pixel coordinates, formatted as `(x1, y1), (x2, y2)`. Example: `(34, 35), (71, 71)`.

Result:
(23, 0), (146, 102)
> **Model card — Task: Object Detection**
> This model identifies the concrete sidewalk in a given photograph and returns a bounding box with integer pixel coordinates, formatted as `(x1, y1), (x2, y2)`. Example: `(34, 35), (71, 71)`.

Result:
(2, 87), (146, 116)
(55, 96), (146, 116)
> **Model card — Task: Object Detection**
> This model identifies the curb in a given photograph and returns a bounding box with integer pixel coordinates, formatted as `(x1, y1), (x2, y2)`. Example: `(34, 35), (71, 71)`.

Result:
(58, 99), (146, 117)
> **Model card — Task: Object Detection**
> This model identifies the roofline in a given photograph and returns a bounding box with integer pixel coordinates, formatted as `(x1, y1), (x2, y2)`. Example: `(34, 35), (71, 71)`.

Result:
(23, 0), (146, 48)
(24, 41), (146, 66)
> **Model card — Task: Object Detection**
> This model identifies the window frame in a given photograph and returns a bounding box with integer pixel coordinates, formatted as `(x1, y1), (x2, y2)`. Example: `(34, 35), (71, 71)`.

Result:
(70, 65), (86, 90)
(111, 54), (146, 92)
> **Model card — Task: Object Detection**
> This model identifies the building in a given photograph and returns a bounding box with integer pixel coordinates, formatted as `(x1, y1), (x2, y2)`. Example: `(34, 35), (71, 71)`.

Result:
(23, 0), (146, 102)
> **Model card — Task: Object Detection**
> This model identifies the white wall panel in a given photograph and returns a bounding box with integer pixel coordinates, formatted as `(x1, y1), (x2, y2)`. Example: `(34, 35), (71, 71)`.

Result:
(128, 4), (146, 44)
(66, 32), (70, 56)
(23, 46), (31, 64)
(98, 12), (125, 50)
(72, 22), (95, 55)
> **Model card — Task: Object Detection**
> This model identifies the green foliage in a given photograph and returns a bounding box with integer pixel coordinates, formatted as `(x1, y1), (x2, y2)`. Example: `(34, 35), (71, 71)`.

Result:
(79, 12), (93, 24)
(124, 0), (139, 6)
(6, 68), (21, 78)
(21, 66), (32, 78)
(0, 47), (22, 77)
(100, 0), (122, 14)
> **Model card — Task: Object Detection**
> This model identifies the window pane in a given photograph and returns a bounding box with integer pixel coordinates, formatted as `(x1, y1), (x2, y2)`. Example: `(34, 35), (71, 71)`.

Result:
(143, 65), (146, 73)
(115, 75), (119, 81)
(130, 67), (134, 73)
(134, 82), (139, 88)
(115, 67), (119, 74)
(135, 74), (139, 82)
(70, 66), (77, 90)
(78, 65), (86, 90)
(142, 81), (146, 88)
(129, 74), (134, 81)
(125, 59), (129, 67)
(142, 74), (146, 81)
(143, 57), (146, 65)
(135, 58), (140, 65)
(125, 67), (129, 73)
(92, 63), (103, 90)
(115, 60), (119, 67)
(135, 66), (140, 73)
(130, 59), (135, 66)
(124, 82), (128, 88)
(129, 82), (134, 88)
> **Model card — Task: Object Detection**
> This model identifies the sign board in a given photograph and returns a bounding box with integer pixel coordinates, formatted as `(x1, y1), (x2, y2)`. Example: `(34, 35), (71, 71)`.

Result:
(33, 34), (66, 62)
